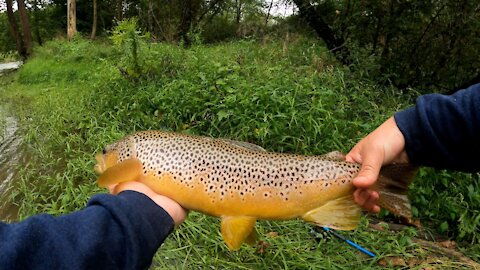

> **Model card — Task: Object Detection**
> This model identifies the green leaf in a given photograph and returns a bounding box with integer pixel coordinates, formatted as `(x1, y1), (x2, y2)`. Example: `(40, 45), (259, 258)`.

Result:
(440, 221), (449, 232)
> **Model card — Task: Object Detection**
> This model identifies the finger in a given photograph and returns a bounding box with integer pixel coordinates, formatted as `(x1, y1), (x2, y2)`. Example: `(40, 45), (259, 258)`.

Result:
(352, 152), (383, 188)
(362, 192), (380, 213)
(353, 188), (369, 207)
(113, 181), (151, 196)
(345, 151), (362, 163)
(108, 184), (117, 194)
(346, 142), (364, 163)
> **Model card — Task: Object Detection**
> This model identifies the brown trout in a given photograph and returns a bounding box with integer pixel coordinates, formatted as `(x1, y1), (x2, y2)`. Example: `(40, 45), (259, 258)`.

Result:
(95, 130), (416, 250)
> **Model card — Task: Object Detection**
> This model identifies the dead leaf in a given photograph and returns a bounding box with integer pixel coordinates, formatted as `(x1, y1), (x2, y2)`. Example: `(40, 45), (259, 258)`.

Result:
(378, 257), (407, 267)
(437, 240), (456, 249)
(256, 241), (269, 255)
(266, 232), (278, 237)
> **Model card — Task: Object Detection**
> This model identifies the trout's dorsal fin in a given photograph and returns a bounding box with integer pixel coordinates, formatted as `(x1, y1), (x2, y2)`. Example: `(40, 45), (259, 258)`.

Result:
(321, 151), (346, 161)
(219, 138), (267, 152)
(376, 164), (418, 220)
(97, 158), (143, 188)
(302, 195), (361, 230)
(220, 216), (257, 250)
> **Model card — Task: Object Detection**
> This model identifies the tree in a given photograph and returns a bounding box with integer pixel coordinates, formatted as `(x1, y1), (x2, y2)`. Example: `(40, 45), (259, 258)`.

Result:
(67, 0), (76, 38)
(292, 0), (349, 63)
(5, 0), (26, 57)
(91, 0), (97, 39)
(17, 0), (33, 55)
(115, 0), (123, 21)
(32, 0), (43, 46)
(178, 0), (201, 46)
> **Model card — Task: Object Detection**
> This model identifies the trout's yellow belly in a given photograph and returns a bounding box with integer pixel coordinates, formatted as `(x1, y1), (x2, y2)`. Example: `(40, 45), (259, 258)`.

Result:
(139, 168), (355, 220)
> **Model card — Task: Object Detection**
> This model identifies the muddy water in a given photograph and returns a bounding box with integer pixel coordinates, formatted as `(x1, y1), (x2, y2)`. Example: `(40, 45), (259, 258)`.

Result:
(0, 106), (23, 220)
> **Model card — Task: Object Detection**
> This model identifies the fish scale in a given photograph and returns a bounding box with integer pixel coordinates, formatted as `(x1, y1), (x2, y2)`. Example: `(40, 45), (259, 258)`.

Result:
(95, 130), (416, 250)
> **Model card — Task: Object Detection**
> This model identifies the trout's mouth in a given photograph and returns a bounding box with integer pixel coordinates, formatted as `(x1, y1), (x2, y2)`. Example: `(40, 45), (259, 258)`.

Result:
(94, 153), (106, 175)
(94, 149), (119, 175)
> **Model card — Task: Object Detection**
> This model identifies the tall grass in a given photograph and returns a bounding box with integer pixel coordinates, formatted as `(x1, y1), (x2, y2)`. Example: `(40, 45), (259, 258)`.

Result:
(0, 34), (478, 268)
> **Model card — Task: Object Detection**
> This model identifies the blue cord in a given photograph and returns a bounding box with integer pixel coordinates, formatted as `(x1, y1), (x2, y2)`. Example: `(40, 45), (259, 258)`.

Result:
(322, 227), (376, 258)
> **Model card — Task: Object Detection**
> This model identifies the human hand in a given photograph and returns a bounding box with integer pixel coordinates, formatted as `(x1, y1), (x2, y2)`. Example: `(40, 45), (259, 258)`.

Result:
(109, 181), (188, 226)
(346, 117), (409, 213)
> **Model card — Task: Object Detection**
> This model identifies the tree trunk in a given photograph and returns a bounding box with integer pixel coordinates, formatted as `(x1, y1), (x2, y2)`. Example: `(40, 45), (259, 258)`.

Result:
(116, 0), (123, 21)
(33, 0), (43, 46)
(5, 0), (26, 58)
(292, 0), (350, 64)
(235, 0), (243, 24)
(91, 0), (98, 39)
(178, 0), (200, 47)
(67, 0), (77, 39)
(265, 0), (274, 27)
(17, 0), (33, 55)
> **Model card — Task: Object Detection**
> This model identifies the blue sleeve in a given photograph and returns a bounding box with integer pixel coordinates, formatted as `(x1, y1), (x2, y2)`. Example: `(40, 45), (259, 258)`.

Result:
(0, 190), (175, 269)
(394, 83), (480, 172)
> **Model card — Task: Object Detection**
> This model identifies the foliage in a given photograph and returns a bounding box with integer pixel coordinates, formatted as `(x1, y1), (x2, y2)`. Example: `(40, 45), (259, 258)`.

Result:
(411, 169), (480, 244)
(0, 13), (16, 53)
(110, 18), (149, 77)
(0, 37), (479, 267)
(296, 0), (480, 91)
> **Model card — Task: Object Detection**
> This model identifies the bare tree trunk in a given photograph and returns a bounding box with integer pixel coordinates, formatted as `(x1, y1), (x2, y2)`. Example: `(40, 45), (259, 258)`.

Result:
(265, 0), (274, 27)
(178, 0), (201, 47)
(235, 0), (243, 24)
(6, 0), (26, 58)
(67, 0), (77, 39)
(116, 0), (123, 21)
(292, 0), (350, 64)
(33, 0), (43, 46)
(91, 0), (98, 39)
(17, 0), (33, 55)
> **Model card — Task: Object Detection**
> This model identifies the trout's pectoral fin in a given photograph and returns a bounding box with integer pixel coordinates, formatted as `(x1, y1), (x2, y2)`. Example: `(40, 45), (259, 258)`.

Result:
(220, 216), (256, 251)
(97, 158), (143, 188)
(302, 195), (361, 230)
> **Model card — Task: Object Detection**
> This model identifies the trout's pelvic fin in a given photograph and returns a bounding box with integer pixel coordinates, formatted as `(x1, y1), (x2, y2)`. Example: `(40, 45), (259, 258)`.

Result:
(97, 158), (143, 188)
(302, 195), (361, 230)
(376, 164), (418, 220)
(220, 216), (257, 251)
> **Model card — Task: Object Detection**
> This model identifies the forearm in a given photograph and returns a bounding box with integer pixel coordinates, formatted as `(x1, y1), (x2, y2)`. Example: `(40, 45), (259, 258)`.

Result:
(394, 83), (480, 172)
(0, 191), (174, 269)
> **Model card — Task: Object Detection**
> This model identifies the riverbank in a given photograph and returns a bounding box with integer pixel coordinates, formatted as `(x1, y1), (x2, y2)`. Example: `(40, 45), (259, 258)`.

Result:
(0, 37), (478, 268)
(0, 104), (22, 220)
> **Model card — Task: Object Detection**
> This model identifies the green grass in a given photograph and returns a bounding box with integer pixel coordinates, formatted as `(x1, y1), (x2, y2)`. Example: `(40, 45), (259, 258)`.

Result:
(0, 37), (479, 269)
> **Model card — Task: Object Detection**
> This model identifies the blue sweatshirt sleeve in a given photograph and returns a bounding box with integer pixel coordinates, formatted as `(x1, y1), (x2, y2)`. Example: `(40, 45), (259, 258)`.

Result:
(0, 190), (175, 270)
(394, 83), (480, 172)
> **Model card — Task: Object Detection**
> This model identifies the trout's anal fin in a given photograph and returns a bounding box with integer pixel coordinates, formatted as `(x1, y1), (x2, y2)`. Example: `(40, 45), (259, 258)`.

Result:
(97, 158), (143, 188)
(302, 195), (361, 230)
(220, 216), (257, 250)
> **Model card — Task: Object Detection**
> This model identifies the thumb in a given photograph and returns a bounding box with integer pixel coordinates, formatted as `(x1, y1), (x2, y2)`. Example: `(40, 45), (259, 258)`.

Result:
(352, 153), (383, 188)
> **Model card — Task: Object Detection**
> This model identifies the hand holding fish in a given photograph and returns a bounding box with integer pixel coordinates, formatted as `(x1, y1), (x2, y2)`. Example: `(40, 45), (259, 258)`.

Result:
(346, 117), (410, 213)
(110, 181), (188, 226)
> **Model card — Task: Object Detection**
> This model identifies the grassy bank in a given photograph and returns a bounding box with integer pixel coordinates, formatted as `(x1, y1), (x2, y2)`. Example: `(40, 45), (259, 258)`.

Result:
(1, 36), (478, 268)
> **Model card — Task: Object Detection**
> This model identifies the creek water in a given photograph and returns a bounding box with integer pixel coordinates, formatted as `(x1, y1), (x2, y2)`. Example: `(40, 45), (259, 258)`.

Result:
(0, 105), (22, 220)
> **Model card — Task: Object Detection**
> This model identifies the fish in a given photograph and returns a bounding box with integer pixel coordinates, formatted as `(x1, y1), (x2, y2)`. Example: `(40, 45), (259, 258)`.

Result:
(94, 130), (416, 250)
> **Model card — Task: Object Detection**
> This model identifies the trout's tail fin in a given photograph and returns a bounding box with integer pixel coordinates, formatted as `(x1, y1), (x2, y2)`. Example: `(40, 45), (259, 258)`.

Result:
(376, 164), (418, 220)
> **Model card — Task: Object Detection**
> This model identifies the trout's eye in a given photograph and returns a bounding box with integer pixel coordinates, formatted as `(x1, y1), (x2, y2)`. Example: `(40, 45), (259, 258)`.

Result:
(102, 148), (107, 154)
